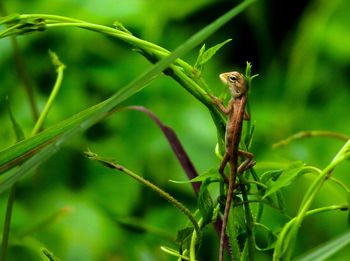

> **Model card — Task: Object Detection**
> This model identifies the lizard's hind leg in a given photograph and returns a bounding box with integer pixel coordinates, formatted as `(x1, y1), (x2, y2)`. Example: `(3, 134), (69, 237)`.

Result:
(237, 150), (255, 173)
(219, 153), (230, 183)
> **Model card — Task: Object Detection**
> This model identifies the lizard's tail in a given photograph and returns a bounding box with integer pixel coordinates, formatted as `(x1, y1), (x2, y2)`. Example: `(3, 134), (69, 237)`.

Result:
(219, 161), (237, 261)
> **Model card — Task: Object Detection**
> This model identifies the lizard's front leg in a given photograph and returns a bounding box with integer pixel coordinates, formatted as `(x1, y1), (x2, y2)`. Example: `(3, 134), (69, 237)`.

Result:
(208, 94), (232, 115)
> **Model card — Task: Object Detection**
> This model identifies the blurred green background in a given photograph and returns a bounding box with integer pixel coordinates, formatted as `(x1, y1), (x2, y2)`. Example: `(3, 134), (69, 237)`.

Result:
(0, 0), (350, 260)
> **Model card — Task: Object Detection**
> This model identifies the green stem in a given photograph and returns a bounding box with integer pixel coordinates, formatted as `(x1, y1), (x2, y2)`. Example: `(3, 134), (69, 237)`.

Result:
(274, 204), (348, 261)
(43, 20), (227, 137)
(244, 179), (268, 189)
(31, 61), (65, 136)
(274, 140), (350, 260)
(0, 184), (16, 261)
(6, 13), (228, 140)
(272, 131), (350, 149)
(0, 50), (65, 258)
(85, 151), (200, 233)
(0, 2), (40, 122)
(303, 166), (350, 193)
(190, 226), (198, 261)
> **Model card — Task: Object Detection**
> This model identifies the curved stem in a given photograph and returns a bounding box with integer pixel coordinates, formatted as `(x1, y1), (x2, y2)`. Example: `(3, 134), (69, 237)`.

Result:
(31, 56), (65, 135)
(304, 166), (350, 193)
(85, 151), (200, 233)
(274, 140), (350, 260)
(272, 131), (349, 149)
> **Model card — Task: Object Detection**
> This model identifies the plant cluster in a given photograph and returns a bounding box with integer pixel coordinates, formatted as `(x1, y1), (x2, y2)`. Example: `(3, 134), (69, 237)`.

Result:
(0, 1), (349, 260)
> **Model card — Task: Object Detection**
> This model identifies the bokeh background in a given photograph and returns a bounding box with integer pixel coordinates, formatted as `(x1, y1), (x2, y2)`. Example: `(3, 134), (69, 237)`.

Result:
(0, 0), (350, 260)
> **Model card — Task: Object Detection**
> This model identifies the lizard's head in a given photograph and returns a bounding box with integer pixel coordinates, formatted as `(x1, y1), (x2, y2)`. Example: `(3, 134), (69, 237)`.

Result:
(219, 71), (247, 98)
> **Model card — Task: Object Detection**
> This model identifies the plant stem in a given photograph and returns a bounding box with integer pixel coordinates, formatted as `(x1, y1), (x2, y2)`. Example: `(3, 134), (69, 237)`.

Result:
(0, 51), (65, 259)
(0, 2), (39, 121)
(85, 151), (200, 234)
(272, 131), (350, 149)
(31, 55), (65, 136)
(0, 184), (16, 261)
(41, 19), (227, 141)
(274, 140), (350, 260)
(303, 166), (350, 193)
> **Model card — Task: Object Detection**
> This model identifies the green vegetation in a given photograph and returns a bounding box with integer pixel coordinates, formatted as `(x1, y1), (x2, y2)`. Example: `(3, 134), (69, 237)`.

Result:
(0, 0), (349, 260)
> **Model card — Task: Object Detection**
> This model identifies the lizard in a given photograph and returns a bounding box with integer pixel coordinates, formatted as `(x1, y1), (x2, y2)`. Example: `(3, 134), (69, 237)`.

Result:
(209, 71), (255, 261)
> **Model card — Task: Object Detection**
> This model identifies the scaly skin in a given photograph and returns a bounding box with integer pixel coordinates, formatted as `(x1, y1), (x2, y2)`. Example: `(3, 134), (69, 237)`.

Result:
(210, 72), (254, 261)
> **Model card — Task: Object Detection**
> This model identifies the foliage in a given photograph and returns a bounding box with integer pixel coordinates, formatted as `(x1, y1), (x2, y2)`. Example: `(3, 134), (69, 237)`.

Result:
(0, 0), (350, 260)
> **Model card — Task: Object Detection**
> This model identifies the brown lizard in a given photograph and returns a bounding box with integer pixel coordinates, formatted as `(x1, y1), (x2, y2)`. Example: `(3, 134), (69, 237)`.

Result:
(210, 71), (255, 261)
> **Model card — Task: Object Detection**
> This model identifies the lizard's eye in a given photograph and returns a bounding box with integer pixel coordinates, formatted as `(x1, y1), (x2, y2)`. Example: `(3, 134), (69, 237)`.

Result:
(229, 75), (237, 82)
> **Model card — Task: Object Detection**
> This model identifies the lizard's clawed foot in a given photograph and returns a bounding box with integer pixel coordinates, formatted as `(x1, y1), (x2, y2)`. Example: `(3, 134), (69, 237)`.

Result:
(207, 93), (222, 103)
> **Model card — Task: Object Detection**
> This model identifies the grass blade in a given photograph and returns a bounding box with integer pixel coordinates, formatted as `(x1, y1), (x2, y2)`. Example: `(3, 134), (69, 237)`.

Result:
(294, 230), (350, 261)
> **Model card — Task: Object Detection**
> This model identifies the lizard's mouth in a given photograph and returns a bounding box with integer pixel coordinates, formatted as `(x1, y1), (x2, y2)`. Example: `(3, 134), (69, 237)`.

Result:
(219, 73), (229, 86)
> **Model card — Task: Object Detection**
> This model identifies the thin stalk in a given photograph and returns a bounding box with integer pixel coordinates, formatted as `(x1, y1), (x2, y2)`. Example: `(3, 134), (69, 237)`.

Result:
(85, 151), (200, 234)
(274, 140), (350, 260)
(274, 203), (348, 261)
(0, 50), (65, 259)
(303, 166), (350, 193)
(31, 55), (65, 135)
(0, 184), (16, 261)
(272, 131), (350, 149)
(0, 1), (39, 122)
(190, 224), (198, 261)
(160, 246), (191, 260)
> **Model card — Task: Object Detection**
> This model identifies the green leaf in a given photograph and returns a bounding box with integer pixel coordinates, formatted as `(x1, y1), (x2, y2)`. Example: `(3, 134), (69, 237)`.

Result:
(113, 21), (132, 34)
(263, 161), (305, 199)
(169, 168), (221, 184)
(0, 14), (21, 26)
(294, 230), (350, 261)
(227, 196), (246, 260)
(193, 43), (206, 69)
(347, 192), (350, 227)
(41, 248), (61, 261)
(6, 97), (25, 142)
(194, 39), (232, 72)
(276, 190), (286, 214)
(260, 169), (283, 184)
(176, 227), (193, 250)
(198, 179), (214, 225)
(0, 101), (106, 174)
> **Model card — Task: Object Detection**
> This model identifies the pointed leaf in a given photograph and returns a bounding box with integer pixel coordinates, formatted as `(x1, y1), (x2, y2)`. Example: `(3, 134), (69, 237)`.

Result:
(169, 168), (220, 184)
(176, 227), (193, 250)
(198, 179), (214, 225)
(260, 169), (283, 184)
(276, 190), (286, 214)
(41, 247), (61, 261)
(193, 44), (206, 70)
(197, 39), (232, 67)
(227, 196), (245, 260)
(263, 161), (305, 199)
(118, 106), (201, 194)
